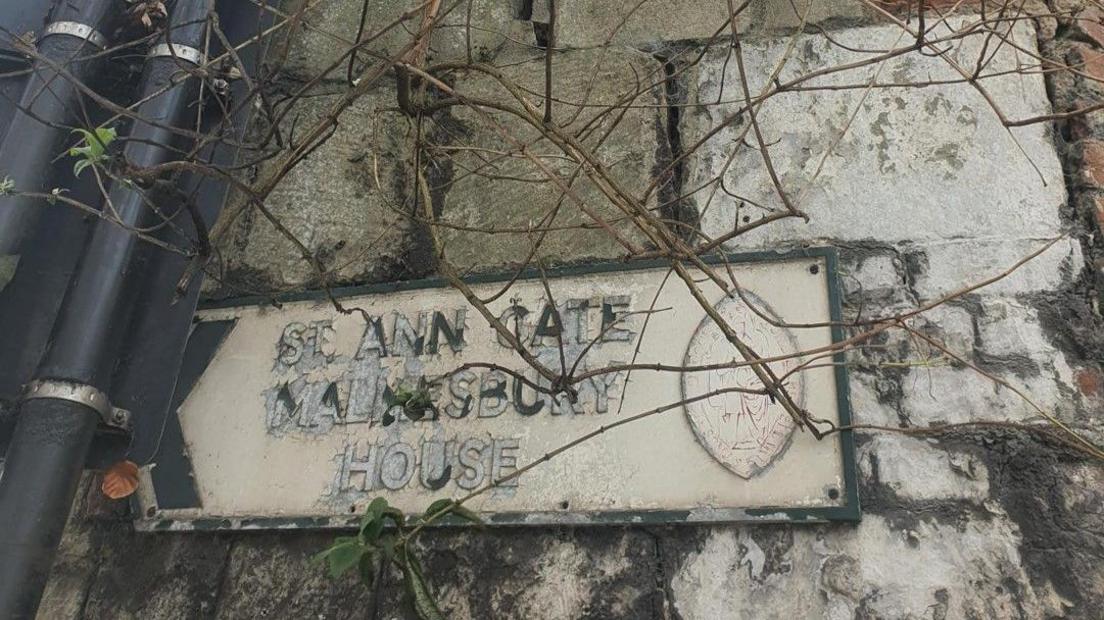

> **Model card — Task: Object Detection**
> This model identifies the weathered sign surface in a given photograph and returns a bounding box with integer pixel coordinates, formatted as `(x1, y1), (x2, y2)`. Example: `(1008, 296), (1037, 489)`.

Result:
(135, 250), (858, 530)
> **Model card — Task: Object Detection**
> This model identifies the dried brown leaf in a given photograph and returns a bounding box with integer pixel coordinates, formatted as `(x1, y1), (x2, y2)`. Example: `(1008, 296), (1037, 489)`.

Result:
(101, 460), (139, 499)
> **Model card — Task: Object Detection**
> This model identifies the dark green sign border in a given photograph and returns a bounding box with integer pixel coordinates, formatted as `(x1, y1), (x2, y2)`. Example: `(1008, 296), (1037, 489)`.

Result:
(138, 247), (860, 530)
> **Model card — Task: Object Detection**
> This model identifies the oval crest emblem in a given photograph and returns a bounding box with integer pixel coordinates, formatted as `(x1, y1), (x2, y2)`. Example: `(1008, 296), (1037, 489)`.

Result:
(681, 293), (805, 479)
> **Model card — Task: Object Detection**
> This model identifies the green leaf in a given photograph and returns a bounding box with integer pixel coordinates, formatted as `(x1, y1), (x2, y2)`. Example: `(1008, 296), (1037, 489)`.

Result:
(382, 505), (405, 526)
(360, 516), (385, 544)
(326, 541), (366, 579)
(72, 159), (91, 178)
(93, 126), (117, 145)
(362, 497), (388, 523)
(422, 499), (483, 525)
(68, 125), (116, 177)
(403, 548), (444, 620)
(68, 128), (93, 152)
(388, 386), (412, 406)
(357, 498), (405, 545)
(311, 536), (359, 566)
(423, 499), (453, 518)
(449, 504), (483, 525)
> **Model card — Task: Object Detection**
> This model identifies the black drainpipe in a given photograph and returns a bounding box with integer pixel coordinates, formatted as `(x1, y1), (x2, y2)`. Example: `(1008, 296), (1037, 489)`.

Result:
(0, 1), (210, 616)
(0, 0), (120, 254)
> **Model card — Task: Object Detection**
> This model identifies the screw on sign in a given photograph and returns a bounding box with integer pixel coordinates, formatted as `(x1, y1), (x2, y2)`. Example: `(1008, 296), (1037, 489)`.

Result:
(681, 292), (805, 479)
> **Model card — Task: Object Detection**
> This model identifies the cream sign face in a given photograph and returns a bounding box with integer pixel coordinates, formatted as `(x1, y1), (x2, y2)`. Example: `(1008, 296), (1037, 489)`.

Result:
(135, 250), (858, 530)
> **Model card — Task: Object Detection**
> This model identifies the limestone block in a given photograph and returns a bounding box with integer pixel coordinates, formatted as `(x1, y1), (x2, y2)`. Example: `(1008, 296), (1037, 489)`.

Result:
(839, 250), (909, 309)
(897, 361), (1074, 425)
(420, 527), (658, 618)
(975, 298), (1067, 360)
(688, 19), (1068, 249)
(669, 516), (1057, 619)
(35, 572), (89, 620)
(214, 534), (375, 619)
(81, 533), (229, 620)
(1060, 462), (1104, 537)
(847, 371), (903, 427)
(532, 0), (872, 49)
(434, 47), (666, 270)
(279, 0), (535, 79)
(842, 293), (1079, 427)
(858, 434), (990, 502)
(216, 85), (415, 292)
(910, 238), (1082, 299)
(211, 528), (656, 619)
(912, 302), (975, 356)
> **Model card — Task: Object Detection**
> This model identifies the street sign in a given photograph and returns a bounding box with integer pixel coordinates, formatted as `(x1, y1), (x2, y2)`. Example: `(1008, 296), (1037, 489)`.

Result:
(135, 249), (858, 530)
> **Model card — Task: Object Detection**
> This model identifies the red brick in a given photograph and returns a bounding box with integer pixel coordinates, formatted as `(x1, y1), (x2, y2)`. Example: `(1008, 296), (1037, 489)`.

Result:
(1079, 139), (1104, 186)
(1068, 105), (1094, 142)
(1075, 368), (1103, 398)
(1091, 194), (1104, 233)
(1075, 7), (1104, 49)
(1072, 44), (1104, 84)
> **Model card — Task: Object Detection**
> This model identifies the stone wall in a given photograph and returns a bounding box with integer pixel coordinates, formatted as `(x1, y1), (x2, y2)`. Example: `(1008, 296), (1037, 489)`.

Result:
(36, 1), (1104, 618)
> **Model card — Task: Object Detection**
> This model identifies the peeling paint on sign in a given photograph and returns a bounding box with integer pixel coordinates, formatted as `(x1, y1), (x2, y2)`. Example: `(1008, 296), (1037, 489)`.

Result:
(135, 250), (858, 529)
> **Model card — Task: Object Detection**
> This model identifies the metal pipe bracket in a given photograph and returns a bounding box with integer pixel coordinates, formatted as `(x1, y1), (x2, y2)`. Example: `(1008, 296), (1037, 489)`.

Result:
(22, 380), (131, 431)
(39, 21), (109, 50)
(148, 43), (204, 66)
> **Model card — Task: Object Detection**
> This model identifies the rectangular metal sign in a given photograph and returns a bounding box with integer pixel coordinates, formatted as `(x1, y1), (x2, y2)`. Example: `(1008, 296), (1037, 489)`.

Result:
(135, 250), (858, 530)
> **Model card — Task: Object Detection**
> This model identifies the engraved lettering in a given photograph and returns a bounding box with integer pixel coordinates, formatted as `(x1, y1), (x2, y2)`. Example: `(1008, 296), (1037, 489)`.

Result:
(445, 370), (476, 419)
(380, 442), (416, 490)
(456, 438), (486, 490)
(491, 438), (520, 487)
(427, 309), (466, 354)
(478, 370), (509, 418)
(601, 295), (634, 342)
(277, 322), (307, 366)
(532, 303), (564, 346)
(355, 316), (388, 358)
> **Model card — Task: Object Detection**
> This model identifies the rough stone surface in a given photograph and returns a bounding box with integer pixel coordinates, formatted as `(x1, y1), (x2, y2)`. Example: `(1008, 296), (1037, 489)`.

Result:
(80, 532), (228, 620)
(213, 85), (417, 293)
(532, 0), (873, 49)
(667, 516), (1049, 619)
(910, 238), (1083, 298)
(30, 5), (1104, 620)
(859, 434), (990, 502)
(419, 528), (661, 619)
(278, 0), (535, 80)
(214, 534), (376, 619)
(35, 480), (100, 620)
(432, 47), (667, 270)
(688, 19), (1071, 255)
